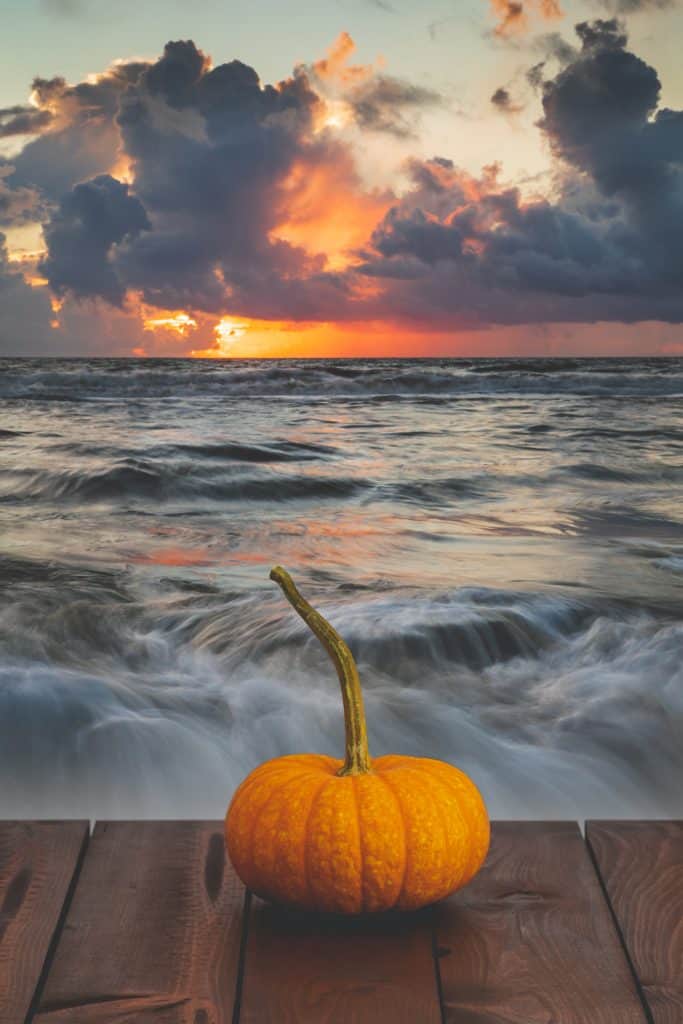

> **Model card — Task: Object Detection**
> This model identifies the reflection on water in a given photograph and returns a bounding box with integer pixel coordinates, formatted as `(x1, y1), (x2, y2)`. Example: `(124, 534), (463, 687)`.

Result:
(0, 357), (681, 819)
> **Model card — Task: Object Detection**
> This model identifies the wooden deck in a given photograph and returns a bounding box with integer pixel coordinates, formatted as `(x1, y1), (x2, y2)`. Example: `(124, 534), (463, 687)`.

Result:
(1, 821), (680, 1023)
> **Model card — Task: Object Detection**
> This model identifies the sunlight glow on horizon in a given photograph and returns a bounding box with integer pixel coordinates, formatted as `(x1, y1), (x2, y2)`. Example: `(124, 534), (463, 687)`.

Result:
(143, 311), (198, 336)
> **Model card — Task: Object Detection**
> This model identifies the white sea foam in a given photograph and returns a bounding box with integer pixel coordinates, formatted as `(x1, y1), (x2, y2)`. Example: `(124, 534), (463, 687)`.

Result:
(1, 586), (680, 820)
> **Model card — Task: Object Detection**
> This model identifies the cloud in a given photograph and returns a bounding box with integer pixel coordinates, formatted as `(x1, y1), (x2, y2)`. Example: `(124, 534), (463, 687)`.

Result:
(306, 33), (443, 137)
(35, 37), (397, 321)
(0, 234), (55, 353)
(488, 0), (563, 37)
(491, 86), (524, 113)
(348, 76), (443, 137)
(311, 32), (373, 87)
(40, 175), (150, 304)
(5, 21), (683, 348)
(7, 62), (148, 200)
(0, 105), (53, 138)
(488, 0), (675, 38)
(359, 20), (683, 325)
(594, 0), (677, 12)
(0, 166), (47, 227)
(539, 19), (663, 191)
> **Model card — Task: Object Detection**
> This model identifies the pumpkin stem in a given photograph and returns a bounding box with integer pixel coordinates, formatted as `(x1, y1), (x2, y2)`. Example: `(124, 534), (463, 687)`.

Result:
(270, 566), (371, 776)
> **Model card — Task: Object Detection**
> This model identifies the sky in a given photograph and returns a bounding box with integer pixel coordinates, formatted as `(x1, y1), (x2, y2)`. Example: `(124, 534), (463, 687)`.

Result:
(1, 0), (683, 357)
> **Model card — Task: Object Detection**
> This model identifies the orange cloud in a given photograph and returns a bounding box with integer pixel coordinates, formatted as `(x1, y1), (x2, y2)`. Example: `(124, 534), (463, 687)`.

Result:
(489, 0), (562, 37)
(273, 149), (392, 271)
(312, 32), (377, 87)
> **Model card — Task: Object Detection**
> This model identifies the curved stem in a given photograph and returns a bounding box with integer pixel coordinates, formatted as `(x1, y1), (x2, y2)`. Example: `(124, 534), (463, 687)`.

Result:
(270, 566), (371, 776)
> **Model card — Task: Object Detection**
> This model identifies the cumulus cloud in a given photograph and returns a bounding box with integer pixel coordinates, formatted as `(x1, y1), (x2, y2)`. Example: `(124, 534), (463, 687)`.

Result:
(40, 175), (150, 304)
(4, 20), (683, 344)
(7, 62), (148, 200)
(359, 19), (683, 324)
(34, 37), (395, 322)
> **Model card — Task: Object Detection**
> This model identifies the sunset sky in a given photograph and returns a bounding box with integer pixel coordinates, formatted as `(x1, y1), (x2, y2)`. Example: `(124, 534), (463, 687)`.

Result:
(1, 0), (683, 357)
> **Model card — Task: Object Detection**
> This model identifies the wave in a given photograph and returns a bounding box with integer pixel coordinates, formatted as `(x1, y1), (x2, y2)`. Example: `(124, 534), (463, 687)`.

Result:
(0, 461), (367, 505)
(0, 560), (680, 819)
(3, 458), (681, 511)
(1, 356), (681, 402)
(167, 440), (338, 462)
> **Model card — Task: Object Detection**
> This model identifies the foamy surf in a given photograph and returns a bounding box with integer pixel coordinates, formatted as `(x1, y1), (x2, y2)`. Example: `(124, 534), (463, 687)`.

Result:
(1, 356), (681, 819)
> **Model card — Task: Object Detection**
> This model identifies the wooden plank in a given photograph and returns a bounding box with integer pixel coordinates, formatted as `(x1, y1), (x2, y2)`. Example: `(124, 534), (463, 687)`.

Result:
(587, 820), (683, 1024)
(0, 821), (88, 1024)
(238, 897), (441, 1024)
(33, 821), (246, 1024)
(435, 821), (647, 1024)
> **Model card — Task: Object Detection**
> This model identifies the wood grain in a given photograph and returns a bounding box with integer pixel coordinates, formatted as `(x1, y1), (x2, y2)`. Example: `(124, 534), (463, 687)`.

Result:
(33, 821), (246, 1024)
(587, 820), (683, 1024)
(435, 821), (647, 1023)
(0, 820), (88, 1024)
(238, 897), (441, 1024)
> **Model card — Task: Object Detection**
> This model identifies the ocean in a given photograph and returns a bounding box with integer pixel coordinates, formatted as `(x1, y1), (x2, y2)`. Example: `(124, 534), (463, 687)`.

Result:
(0, 356), (681, 820)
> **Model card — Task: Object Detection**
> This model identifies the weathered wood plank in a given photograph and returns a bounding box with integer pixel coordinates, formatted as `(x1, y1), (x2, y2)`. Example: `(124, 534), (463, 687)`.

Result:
(435, 821), (647, 1023)
(238, 897), (441, 1024)
(33, 821), (245, 1024)
(0, 821), (88, 1024)
(587, 820), (683, 1024)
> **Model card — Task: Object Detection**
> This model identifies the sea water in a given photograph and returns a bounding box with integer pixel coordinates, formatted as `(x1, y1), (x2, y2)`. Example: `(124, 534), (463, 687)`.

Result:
(0, 357), (681, 819)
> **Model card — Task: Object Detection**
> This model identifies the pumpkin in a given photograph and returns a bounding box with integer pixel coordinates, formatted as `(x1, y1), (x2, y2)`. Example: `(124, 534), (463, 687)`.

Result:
(225, 566), (490, 914)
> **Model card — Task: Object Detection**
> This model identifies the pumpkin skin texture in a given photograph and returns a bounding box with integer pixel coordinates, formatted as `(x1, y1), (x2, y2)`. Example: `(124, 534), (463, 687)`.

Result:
(226, 752), (489, 914)
(225, 566), (490, 914)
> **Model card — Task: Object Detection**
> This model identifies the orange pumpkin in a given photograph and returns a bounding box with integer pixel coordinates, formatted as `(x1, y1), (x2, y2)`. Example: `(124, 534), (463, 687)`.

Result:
(225, 566), (490, 914)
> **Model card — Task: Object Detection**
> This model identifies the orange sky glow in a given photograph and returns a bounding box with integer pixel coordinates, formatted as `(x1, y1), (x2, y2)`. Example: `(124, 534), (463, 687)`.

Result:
(3, 9), (683, 359)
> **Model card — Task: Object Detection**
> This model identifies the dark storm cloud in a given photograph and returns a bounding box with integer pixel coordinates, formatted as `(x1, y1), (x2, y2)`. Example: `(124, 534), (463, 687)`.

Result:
(37, 40), (357, 319)
(539, 19), (663, 192)
(348, 76), (443, 137)
(40, 175), (150, 305)
(144, 39), (210, 109)
(574, 17), (628, 49)
(17, 23), (683, 331)
(359, 19), (683, 324)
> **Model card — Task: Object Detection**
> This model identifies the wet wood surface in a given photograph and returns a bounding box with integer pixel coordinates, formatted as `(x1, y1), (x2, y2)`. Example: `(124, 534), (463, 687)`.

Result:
(1, 819), (679, 1023)
(587, 820), (683, 1024)
(0, 821), (88, 1024)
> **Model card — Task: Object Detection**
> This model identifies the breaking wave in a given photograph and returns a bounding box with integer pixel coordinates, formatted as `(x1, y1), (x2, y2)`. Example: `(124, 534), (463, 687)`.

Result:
(0, 556), (681, 820)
